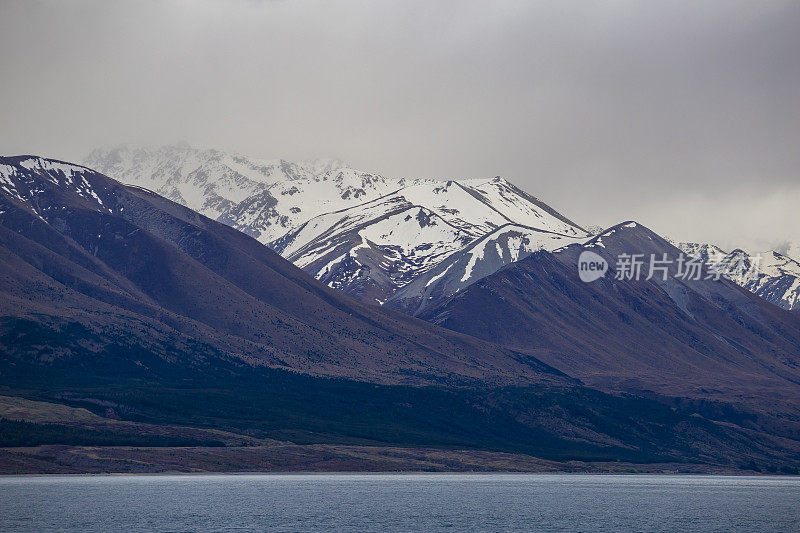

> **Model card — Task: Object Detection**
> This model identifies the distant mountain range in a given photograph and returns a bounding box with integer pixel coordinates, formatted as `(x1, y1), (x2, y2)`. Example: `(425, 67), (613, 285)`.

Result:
(675, 243), (800, 311)
(421, 222), (800, 423)
(8, 155), (800, 471)
(84, 144), (799, 312)
(0, 155), (557, 386)
(84, 145), (588, 308)
(3, 150), (800, 472)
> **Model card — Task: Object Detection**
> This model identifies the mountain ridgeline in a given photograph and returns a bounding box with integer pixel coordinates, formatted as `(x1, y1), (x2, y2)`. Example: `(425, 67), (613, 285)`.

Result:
(84, 145), (589, 309)
(84, 145), (800, 312)
(1, 152), (800, 472)
(421, 223), (800, 418)
(0, 155), (561, 386)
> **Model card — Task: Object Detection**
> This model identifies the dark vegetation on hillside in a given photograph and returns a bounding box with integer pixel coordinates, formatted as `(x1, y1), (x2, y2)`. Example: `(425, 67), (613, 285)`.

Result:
(3, 349), (797, 469)
(0, 419), (224, 447)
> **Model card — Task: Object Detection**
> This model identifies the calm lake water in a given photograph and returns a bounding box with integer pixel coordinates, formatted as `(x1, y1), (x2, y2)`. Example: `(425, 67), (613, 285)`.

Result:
(0, 473), (798, 532)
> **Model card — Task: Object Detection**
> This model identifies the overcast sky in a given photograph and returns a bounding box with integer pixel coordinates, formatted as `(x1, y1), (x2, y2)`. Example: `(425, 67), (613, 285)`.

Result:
(1, 0), (798, 252)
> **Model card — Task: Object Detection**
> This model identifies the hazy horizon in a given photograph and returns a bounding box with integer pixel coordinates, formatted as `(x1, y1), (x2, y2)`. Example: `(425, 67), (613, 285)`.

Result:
(2, 0), (798, 253)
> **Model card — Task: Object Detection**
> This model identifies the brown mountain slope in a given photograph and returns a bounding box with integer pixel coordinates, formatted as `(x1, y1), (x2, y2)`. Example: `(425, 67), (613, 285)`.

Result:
(0, 155), (559, 386)
(3, 159), (800, 469)
(421, 222), (800, 432)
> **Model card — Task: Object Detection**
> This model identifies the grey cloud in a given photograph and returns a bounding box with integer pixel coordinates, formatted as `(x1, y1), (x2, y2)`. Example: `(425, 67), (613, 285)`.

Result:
(1, 0), (798, 251)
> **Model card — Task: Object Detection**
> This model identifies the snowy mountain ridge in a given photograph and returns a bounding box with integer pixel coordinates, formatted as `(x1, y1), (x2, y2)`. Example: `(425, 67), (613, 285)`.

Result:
(84, 144), (588, 306)
(84, 144), (402, 243)
(80, 145), (798, 313)
(676, 242), (800, 311)
(0, 157), (113, 218)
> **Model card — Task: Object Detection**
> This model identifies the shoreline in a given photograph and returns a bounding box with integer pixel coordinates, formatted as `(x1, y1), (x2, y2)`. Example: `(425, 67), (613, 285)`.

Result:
(2, 471), (798, 478)
(0, 444), (784, 477)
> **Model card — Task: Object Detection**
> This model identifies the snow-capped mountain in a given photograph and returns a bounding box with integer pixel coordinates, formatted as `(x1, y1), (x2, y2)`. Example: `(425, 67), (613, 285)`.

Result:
(273, 177), (587, 305)
(10, 154), (795, 471)
(0, 157), (114, 217)
(84, 144), (404, 244)
(84, 145), (588, 306)
(418, 221), (800, 421)
(717, 249), (800, 311)
(386, 224), (585, 314)
(1, 154), (560, 387)
(80, 145), (800, 313)
(271, 194), (475, 304)
(673, 242), (727, 265)
(676, 242), (800, 311)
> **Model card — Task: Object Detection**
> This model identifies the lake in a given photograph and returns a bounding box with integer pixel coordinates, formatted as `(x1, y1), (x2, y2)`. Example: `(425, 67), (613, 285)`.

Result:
(0, 474), (798, 532)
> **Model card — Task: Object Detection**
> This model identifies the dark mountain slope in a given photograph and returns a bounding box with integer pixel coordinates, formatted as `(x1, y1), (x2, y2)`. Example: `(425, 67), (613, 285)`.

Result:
(2, 159), (799, 469)
(421, 222), (800, 427)
(0, 156), (559, 386)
